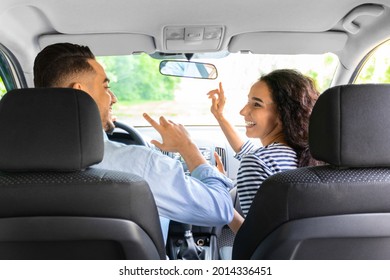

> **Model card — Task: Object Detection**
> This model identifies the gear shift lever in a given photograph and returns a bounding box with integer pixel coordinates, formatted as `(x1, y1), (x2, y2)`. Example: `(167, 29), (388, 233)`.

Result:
(177, 224), (205, 260)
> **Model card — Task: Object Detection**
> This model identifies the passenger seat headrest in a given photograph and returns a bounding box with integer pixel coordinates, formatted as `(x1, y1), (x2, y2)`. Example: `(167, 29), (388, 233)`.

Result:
(0, 88), (103, 171)
(309, 84), (390, 168)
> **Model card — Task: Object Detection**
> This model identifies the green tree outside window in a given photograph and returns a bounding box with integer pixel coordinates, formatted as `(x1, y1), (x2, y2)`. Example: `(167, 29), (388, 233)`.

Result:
(0, 77), (6, 98)
(355, 40), (390, 84)
(97, 54), (180, 104)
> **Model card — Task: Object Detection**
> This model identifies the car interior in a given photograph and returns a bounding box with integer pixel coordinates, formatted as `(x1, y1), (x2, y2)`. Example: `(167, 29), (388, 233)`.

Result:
(0, 0), (390, 260)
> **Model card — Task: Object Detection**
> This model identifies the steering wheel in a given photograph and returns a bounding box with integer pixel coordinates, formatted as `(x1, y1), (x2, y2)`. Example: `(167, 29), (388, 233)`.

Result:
(107, 121), (148, 146)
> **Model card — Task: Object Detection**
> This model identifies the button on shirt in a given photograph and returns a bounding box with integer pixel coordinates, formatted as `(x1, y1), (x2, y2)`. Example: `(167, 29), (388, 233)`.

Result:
(93, 133), (234, 241)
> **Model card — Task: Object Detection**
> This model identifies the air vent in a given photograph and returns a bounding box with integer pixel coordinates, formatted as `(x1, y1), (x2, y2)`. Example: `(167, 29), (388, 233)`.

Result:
(155, 147), (170, 156)
(215, 147), (227, 168)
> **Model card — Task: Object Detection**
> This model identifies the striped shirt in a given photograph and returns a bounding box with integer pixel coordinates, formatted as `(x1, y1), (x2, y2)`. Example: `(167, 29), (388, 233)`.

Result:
(235, 140), (298, 216)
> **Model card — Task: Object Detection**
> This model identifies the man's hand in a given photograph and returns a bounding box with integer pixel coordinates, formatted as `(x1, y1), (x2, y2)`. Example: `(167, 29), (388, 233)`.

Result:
(143, 113), (192, 153)
(143, 113), (207, 172)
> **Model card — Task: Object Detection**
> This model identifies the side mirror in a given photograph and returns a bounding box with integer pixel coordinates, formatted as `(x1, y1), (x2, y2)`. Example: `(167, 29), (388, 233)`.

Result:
(159, 60), (218, 79)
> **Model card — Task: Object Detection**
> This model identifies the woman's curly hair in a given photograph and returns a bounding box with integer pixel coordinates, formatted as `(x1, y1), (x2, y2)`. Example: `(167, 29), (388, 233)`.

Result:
(260, 69), (321, 167)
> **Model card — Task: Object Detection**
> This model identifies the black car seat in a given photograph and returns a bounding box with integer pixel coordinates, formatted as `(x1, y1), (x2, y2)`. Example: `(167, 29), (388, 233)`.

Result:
(0, 88), (165, 260)
(233, 84), (390, 260)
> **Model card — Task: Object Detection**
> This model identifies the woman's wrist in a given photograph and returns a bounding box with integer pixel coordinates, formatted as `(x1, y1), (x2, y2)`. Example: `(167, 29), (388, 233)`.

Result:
(214, 113), (226, 123)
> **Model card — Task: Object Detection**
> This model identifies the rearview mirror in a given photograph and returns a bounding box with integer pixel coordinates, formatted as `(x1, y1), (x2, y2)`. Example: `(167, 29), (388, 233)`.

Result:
(159, 60), (218, 79)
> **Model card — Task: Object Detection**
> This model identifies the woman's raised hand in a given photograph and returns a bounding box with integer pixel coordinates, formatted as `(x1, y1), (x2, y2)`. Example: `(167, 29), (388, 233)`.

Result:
(207, 82), (226, 121)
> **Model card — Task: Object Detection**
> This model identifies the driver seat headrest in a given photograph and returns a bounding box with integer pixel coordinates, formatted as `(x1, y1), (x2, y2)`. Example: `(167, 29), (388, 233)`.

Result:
(0, 88), (103, 171)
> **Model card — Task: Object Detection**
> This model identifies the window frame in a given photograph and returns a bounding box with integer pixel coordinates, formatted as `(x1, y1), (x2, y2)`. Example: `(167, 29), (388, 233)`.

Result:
(0, 44), (27, 94)
(350, 39), (390, 84)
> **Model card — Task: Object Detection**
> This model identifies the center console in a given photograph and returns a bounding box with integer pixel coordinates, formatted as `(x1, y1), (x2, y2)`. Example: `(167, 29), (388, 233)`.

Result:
(166, 221), (222, 260)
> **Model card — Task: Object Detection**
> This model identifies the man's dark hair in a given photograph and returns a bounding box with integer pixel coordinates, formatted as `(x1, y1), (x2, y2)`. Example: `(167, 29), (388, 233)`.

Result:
(33, 43), (95, 87)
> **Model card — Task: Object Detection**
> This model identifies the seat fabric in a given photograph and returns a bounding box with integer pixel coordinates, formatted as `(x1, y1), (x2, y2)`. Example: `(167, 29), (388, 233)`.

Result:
(0, 88), (165, 259)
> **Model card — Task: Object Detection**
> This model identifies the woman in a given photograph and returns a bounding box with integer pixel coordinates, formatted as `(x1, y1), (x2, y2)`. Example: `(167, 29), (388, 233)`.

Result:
(208, 69), (321, 233)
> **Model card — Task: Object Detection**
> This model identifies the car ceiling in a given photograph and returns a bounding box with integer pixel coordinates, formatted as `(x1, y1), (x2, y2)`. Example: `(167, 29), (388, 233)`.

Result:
(0, 0), (389, 86)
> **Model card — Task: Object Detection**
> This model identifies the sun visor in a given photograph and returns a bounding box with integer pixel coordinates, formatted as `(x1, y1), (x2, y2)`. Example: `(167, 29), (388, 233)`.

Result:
(39, 33), (156, 55)
(229, 32), (348, 54)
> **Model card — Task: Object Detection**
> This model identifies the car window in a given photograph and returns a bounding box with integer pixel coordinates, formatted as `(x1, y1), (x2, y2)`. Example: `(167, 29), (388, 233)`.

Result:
(0, 46), (20, 98)
(0, 77), (6, 98)
(354, 39), (390, 84)
(97, 53), (338, 127)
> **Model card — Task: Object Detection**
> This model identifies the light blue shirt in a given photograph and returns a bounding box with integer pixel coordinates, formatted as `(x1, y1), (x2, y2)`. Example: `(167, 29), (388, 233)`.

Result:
(93, 133), (234, 241)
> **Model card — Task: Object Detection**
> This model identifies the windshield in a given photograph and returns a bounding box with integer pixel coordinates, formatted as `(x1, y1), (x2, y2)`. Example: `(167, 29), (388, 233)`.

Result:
(97, 53), (338, 127)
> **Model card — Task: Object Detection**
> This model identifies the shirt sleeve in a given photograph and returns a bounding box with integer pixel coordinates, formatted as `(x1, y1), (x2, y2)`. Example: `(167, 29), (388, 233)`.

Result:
(234, 140), (258, 161)
(144, 152), (234, 227)
(191, 163), (233, 189)
(96, 140), (235, 227)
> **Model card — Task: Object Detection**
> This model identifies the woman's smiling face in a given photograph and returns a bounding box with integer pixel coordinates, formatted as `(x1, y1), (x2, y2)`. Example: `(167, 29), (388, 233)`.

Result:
(239, 80), (283, 145)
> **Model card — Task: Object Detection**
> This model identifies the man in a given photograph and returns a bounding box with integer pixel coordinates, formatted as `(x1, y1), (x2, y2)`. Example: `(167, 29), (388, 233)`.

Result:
(33, 43), (234, 241)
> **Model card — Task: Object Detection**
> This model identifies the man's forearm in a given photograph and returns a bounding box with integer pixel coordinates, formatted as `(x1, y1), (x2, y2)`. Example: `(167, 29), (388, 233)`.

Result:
(179, 142), (208, 172)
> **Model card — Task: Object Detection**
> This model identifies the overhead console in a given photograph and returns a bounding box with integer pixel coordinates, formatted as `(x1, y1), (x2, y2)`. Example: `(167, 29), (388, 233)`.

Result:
(163, 25), (225, 52)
